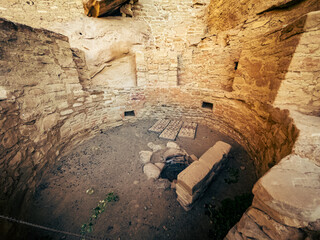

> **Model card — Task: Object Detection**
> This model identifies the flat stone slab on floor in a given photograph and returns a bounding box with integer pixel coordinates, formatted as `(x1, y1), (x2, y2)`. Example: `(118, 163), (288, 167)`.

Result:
(178, 122), (197, 139)
(159, 120), (183, 140)
(148, 119), (171, 133)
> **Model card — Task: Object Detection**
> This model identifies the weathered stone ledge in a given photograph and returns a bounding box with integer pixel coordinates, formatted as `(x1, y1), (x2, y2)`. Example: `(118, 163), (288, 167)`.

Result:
(226, 153), (320, 239)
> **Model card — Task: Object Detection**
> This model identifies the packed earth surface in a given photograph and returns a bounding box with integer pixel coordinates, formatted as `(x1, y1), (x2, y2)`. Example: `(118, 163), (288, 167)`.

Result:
(16, 119), (257, 240)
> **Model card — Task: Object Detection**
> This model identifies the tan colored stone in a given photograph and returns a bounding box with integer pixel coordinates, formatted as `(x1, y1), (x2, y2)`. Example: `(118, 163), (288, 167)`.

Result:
(199, 141), (231, 170)
(236, 212), (271, 240)
(225, 226), (244, 240)
(247, 208), (305, 240)
(252, 155), (320, 230)
(60, 109), (74, 116)
(139, 150), (153, 164)
(42, 113), (59, 131)
(166, 141), (180, 149)
(154, 162), (165, 170)
(177, 161), (210, 195)
(175, 183), (204, 207)
(143, 163), (161, 179)
(0, 87), (8, 100)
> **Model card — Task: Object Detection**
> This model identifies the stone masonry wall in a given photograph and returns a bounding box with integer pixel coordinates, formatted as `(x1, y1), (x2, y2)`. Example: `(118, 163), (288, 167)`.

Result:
(274, 11), (320, 116)
(0, 18), (148, 219)
(0, 0), (320, 239)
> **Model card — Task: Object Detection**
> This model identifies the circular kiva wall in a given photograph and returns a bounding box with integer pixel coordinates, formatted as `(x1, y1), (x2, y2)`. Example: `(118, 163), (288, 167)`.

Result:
(0, 0), (320, 239)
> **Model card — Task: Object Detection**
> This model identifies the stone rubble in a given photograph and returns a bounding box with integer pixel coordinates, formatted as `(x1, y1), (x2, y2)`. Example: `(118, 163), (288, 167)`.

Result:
(142, 142), (190, 181)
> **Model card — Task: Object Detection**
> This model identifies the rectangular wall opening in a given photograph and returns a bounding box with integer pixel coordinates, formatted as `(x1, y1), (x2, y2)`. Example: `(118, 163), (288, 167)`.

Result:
(234, 62), (239, 70)
(124, 110), (135, 117)
(202, 101), (213, 110)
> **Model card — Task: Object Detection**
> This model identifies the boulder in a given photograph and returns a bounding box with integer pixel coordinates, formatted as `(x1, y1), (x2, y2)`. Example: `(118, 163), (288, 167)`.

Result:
(143, 163), (161, 179)
(139, 151), (153, 164)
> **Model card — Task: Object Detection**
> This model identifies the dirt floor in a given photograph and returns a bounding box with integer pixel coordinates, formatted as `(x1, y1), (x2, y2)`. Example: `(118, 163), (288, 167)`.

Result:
(21, 119), (257, 240)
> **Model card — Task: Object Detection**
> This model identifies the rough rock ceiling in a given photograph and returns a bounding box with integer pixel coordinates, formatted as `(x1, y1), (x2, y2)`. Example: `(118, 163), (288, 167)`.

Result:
(83, 0), (133, 17)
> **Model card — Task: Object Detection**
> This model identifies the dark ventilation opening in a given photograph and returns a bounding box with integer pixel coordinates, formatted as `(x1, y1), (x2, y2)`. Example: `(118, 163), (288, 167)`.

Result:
(234, 62), (239, 70)
(124, 110), (135, 117)
(202, 102), (213, 110)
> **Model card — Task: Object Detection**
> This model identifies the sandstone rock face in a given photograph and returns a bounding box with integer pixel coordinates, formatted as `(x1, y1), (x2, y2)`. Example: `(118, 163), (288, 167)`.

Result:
(274, 11), (320, 116)
(207, 0), (318, 32)
(226, 155), (320, 239)
(252, 155), (320, 229)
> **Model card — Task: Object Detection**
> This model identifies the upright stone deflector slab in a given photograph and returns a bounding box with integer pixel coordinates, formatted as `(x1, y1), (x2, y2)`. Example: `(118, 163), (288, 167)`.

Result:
(148, 119), (171, 133)
(159, 120), (183, 140)
(178, 122), (197, 139)
(176, 141), (231, 211)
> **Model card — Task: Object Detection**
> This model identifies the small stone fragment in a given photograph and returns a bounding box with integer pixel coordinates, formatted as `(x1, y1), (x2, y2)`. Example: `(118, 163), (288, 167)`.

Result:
(147, 142), (164, 152)
(139, 151), (153, 164)
(166, 142), (180, 149)
(143, 163), (161, 179)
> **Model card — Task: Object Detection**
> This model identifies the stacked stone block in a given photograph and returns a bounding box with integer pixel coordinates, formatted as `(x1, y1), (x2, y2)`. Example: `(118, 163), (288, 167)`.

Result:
(176, 141), (231, 210)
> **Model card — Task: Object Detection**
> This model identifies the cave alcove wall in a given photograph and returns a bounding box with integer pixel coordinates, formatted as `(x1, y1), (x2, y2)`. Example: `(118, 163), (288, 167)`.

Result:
(0, 0), (320, 239)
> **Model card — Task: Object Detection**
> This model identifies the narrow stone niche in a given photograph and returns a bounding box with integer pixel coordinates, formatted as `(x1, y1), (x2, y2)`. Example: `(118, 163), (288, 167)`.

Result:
(202, 101), (213, 110)
(234, 61), (239, 70)
(124, 110), (135, 117)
